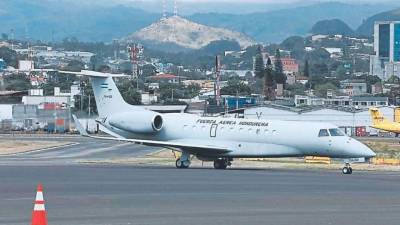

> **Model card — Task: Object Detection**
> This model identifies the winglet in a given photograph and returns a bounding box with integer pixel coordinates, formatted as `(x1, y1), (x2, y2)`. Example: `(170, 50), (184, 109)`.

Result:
(72, 115), (89, 136)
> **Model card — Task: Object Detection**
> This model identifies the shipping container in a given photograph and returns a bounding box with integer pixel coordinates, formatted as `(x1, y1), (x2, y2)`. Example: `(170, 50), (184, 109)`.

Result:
(224, 97), (256, 109)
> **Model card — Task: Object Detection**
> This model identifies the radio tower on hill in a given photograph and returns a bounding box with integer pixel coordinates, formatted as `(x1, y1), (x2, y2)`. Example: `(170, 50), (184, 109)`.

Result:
(173, 0), (178, 17)
(162, 0), (167, 19)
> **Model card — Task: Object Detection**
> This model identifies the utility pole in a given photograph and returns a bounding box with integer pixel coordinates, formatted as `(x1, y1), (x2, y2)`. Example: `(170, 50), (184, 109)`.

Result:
(10, 29), (14, 51)
(215, 55), (221, 106)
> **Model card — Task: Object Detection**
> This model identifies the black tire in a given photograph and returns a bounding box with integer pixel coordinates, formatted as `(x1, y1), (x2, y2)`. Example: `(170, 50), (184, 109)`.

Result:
(342, 167), (348, 174)
(214, 160), (227, 170)
(348, 167), (353, 174)
(176, 158), (182, 169)
(182, 160), (190, 169)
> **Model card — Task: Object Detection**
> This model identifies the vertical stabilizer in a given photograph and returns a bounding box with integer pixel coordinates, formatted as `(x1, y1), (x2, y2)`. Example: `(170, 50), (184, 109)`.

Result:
(369, 108), (388, 126)
(90, 76), (130, 118)
(394, 107), (400, 123)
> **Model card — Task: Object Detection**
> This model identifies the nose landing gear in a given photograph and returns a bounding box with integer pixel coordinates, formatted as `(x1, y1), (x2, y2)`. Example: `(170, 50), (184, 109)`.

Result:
(342, 163), (353, 174)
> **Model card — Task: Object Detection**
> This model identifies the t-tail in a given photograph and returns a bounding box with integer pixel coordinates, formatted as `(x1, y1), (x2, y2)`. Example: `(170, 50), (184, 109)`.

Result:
(369, 107), (388, 126)
(66, 70), (141, 118)
(90, 75), (132, 118)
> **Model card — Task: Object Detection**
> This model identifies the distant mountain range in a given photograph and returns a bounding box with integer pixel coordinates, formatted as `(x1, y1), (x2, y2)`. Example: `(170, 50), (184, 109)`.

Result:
(0, 0), (398, 44)
(357, 8), (400, 36)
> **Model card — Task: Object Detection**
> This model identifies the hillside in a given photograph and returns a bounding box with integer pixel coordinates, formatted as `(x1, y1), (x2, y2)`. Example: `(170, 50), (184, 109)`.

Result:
(0, 0), (158, 42)
(189, 2), (393, 43)
(0, 1), (396, 43)
(357, 8), (400, 36)
(310, 19), (354, 36)
(125, 16), (255, 50)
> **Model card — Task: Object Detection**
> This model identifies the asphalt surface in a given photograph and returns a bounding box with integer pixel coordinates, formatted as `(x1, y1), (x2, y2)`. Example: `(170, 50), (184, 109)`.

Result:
(1, 135), (400, 225)
(0, 135), (160, 165)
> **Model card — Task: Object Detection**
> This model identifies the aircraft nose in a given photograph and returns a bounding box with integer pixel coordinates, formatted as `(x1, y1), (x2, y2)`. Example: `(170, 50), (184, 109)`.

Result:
(355, 141), (376, 158)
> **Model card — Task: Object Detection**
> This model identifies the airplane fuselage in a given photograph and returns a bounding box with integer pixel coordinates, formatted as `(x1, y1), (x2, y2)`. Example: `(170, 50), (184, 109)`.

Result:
(102, 112), (375, 159)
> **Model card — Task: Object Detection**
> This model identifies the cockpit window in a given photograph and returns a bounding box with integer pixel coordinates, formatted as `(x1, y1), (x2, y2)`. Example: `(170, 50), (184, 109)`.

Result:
(329, 128), (345, 136)
(318, 129), (329, 137)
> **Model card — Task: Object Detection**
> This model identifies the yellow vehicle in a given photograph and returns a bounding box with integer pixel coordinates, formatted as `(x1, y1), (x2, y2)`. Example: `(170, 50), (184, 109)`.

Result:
(369, 107), (400, 134)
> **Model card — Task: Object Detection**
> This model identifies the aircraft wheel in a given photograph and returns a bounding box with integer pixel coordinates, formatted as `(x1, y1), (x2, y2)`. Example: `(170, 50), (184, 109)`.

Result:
(182, 160), (191, 169)
(213, 159), (227, 170)
(348, 167), (353, 174)
(176, 158), (190, 169)
(342, 166), (352, 174)
(176, 158), (183, 168)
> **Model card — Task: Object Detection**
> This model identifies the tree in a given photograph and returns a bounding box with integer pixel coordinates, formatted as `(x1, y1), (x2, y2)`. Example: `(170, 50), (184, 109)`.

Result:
(254, 46), (265, 79)
(117, 79), (142, 105)
(303, 59), (310, 77)
(220, 77), (251, 96)
(1, 33), (8, 40)
(64, 60), (85, 72)
(4, 73), (32, 91)
(314, 83), (337, 98)
(264, 57), (275, 100)
(0, 47), (18, 68)
(274, 48), (286, 84)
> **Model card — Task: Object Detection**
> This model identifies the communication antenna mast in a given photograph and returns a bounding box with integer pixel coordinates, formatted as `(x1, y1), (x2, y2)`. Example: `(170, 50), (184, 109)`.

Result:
(162, 0), (167, 19)
(10, 29), (14, 51)
(215, 55), (221, 106)
(173, 0), (178, 17)
(128, 44), (144, 90)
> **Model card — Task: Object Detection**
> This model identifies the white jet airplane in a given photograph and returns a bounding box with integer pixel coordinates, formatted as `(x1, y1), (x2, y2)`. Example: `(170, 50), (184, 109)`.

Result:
(71, 70), (376, 174)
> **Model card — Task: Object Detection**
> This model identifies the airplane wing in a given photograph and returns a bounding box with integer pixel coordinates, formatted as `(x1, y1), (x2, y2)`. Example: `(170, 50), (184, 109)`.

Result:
(72, 115), (230, 154)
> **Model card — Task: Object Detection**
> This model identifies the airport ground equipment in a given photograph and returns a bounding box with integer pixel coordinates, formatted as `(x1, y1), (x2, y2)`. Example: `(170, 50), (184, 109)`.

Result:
(31, 183), (48, 225)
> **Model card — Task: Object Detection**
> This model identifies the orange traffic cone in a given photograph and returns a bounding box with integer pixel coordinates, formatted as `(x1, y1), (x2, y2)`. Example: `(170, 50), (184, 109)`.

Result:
(31, 183), (48, 225)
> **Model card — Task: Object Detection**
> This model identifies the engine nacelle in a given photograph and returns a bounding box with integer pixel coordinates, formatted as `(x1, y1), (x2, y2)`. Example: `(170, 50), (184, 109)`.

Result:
(108, 111), (163, 134)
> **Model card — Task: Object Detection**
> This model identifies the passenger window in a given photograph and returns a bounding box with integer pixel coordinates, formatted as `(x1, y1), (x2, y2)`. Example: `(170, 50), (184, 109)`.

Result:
(329, 128), (345, 136)
(318, 129), (329, 137)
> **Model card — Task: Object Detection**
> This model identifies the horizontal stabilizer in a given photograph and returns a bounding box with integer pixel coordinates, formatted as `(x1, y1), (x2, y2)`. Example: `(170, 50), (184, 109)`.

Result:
(59, 70), (129, 78)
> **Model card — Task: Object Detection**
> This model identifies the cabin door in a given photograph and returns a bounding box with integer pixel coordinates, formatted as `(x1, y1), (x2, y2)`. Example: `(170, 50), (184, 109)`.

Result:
(210, 123), (218, 138)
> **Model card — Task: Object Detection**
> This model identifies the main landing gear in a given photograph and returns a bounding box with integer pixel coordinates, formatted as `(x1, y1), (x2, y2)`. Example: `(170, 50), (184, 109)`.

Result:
(342, 163), (353, 174)
(175, 151), (191, 169)
(213, 158), (231, 170)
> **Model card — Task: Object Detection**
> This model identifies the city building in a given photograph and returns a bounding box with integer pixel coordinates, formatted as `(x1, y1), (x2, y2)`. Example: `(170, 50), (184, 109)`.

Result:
(323, 47), (343, 58)
(294, 95), (388, 108)
(147, 73), (186, 84)
(339, 80), (367, 96)
(370, 21), (400, 80)
(269, 56), (299, 75)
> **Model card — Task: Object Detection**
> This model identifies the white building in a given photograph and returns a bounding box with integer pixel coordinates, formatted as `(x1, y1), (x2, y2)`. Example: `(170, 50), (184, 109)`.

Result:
(294, 95), (388, 108)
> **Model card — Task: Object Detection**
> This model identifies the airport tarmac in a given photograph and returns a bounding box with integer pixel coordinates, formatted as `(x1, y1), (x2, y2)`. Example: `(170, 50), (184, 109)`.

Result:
(1, 165), (400, 225)
(1, 135), (400, 225)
